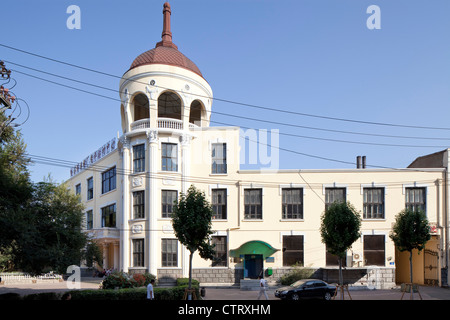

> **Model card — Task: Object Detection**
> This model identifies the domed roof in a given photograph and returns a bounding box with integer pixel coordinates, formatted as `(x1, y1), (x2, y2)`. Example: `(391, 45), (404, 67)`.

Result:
(129, 46), (202, 77)
(128, 2), (203, 77)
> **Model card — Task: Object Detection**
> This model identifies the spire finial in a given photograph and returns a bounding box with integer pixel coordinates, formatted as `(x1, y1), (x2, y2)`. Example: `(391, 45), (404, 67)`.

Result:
(156, 2), (178, 49)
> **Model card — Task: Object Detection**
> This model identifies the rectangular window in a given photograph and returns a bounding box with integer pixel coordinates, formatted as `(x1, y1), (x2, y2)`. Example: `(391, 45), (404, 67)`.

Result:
(162, 143), (178, 172)
(282, 188), (303, 219)
(102, 167), (116, 194)
(132, 239), (145, 267)
(244, 189), (262, 219)
(101, 204), (116, 228)
(133, 144), (145, 173)
(133, 190), (145, 219)
(86, 210), (93, 230)
(162, 190), (177, 218)
(363, 188), (385, 219)
(75, 183), (81, 196)
(212, 236), (227, 267)
(87, 177), (93, 200)
(283, 235), (304, 266)
(325, 245), (347, 267)
(162, 239), (178, 267)
(325, 187), (346, 210)
(212, 189), (227, 219)
(405, 187), (426, 213)
(364, 235), (385, 266)
(211, 143), (227, 174)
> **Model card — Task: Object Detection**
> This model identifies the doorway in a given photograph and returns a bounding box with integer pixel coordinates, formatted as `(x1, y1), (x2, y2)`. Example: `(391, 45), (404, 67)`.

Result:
(244, 254), (263, 279)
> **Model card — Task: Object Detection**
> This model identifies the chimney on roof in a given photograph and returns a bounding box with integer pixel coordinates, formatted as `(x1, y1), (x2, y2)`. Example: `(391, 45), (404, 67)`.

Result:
(356, 156), (366, 169)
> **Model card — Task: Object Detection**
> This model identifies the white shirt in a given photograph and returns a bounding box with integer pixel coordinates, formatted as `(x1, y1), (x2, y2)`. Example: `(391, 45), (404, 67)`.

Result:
(260, 278), (266, 289)
(147, 283), (154, 299)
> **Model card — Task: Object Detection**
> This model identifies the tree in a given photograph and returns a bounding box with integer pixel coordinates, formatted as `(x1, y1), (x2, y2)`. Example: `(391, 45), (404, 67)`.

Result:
(390, 209), (430, 287)
(320, 201), (361, 292)
(15, 180), (88, 274)
(0, 110), (32, 271)
(172, 185), (215, 296)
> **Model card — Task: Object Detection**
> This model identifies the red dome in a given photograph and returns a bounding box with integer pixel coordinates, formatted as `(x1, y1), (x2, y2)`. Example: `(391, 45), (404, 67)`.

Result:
(129, 46), (202, 77)
(127, 2), (203, 77)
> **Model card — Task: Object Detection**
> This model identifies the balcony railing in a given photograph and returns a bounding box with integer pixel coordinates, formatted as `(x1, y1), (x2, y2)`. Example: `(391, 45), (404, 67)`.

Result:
(130, 118), (198, 131)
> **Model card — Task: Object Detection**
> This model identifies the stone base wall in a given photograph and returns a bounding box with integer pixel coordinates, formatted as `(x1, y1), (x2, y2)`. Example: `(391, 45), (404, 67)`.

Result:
(157, 269), (183, 286)
(187, 267), (396, 289)
(321, 267), (396, 289)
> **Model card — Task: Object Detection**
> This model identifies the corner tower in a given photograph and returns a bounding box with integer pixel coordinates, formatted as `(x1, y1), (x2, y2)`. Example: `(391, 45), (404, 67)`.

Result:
(117, 2), (213, 275)
(119, 2), (213, 134)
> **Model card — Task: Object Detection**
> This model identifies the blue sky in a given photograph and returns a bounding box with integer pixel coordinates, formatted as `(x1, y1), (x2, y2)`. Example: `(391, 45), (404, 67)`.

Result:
(2, 0), (450, 183)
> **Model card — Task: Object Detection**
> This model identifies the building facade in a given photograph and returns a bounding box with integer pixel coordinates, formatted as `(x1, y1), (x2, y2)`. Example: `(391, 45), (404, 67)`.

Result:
(67, 3), (449, 288)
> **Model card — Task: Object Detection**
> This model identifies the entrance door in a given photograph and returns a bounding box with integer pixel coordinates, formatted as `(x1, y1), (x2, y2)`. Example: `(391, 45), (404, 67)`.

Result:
(244, 255), (263, 279)
(424, 249), (439, 286)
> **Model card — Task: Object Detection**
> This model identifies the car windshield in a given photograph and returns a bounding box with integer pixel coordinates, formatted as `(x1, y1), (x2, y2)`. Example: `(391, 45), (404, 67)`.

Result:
(290, 279), (310, 287)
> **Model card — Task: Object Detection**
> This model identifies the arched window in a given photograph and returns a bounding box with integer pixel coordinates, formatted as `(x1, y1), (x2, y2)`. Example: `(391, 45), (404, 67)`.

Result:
(189, 100), (204, 126)
(133, 93), (149, 121)
(158, 91), (182, 120)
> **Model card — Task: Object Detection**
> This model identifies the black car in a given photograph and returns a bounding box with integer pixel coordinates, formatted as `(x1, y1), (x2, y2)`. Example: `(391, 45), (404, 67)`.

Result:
(275, 279), (336, 300)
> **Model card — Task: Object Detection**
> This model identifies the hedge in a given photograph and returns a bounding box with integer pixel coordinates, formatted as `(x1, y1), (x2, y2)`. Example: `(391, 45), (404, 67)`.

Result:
(67, 285), (200, 300)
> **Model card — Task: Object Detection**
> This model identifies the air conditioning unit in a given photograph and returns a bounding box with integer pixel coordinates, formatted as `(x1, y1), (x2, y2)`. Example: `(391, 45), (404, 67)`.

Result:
(352, 252), (363, 267)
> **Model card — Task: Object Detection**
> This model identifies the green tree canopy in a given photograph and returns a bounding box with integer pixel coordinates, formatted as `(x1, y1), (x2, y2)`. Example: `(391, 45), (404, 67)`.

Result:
(390, 208), (430, 287)
(172, 185), (215, 291)
(320, 201), (361, 288)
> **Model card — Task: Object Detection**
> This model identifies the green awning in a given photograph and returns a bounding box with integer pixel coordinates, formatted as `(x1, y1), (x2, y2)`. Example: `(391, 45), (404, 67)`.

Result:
(230, 241), (279, 259)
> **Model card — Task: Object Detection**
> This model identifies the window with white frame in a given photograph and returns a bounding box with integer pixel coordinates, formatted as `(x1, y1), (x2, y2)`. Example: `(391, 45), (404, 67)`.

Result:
(102, 167), (116, 194)
(133, 144), (145, 173)
(363, 188), (385, 219)
(405, 187), (426, 213)
(212, 236), (227, 267)
(282, 188), (303, 219)
(162, 190), (177, 218)
(244, 189), (262, 219)
(86, 210), (93, 230)
(133, 190), (145, 219)
(325, 187), (346, 210)
(87, 177), (93, 200)
(162, 143), (178, 172)
(132, 239), (145, 267)
(211, 143), (227, 174)
(162, 239), (178, 267)
(212, 189), (227, 219)
(101, 203), (116, 228)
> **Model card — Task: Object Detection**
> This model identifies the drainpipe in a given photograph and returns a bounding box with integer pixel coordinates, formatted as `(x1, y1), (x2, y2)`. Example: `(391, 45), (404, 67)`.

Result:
(444, 168), (449, 286)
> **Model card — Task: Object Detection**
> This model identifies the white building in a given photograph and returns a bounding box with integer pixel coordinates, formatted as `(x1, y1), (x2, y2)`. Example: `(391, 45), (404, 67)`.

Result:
(67, 2), (448, 288)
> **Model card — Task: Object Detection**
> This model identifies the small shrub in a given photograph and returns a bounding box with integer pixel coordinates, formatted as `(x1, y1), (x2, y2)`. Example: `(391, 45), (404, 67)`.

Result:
(176, 278), (199, 287)
(133, 273), (146, 287)
(280, 267), (315, 285)
(0, 292), (22, 300)
(101, 271), (136, 289)
(23, 292), (61, 300)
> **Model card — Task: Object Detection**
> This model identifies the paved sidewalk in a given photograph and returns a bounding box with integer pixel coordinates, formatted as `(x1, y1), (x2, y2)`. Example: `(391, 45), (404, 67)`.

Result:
(200, 285), (450, 300)
(1, 278), (449, 300)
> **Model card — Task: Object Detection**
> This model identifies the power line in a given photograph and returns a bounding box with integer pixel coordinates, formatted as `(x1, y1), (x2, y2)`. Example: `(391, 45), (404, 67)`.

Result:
(2, 42), (450, 131)
(8, 59), (450, 142)
(8, 66), (450, 149)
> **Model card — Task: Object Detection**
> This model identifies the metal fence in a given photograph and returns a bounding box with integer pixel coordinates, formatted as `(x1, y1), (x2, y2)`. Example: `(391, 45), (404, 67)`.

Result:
(0, 272), (63, 284)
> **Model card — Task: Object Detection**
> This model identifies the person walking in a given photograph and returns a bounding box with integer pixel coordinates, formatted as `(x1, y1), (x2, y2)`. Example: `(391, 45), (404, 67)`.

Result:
(257, 276), (269, 300)
(147, 279), (155, 300)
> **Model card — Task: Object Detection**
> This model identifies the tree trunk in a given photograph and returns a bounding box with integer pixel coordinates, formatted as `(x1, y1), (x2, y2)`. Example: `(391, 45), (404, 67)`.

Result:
(409, 250), (414, 300)
(188, 251), (193, 290)
(338, 257), (344, 300)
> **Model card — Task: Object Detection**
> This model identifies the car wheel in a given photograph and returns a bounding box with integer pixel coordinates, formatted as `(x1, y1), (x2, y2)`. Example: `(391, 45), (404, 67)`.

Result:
(291, 293), (300, 301)
(324, 292), (332, 300)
